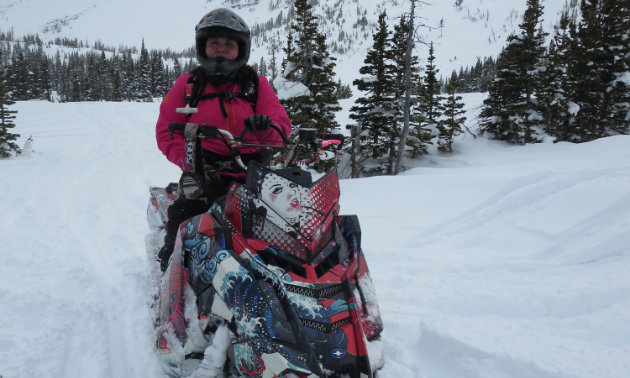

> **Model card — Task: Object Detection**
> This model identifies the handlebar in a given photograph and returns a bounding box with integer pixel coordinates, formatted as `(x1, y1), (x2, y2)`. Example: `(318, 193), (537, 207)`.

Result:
(322, 133), (345, 143)
(168, 122), (289, 171)
(168, 123), (239, 141)
(167, 122), (343, 171)
(237, 124), (291, 147)
(169, 122), (290, 144)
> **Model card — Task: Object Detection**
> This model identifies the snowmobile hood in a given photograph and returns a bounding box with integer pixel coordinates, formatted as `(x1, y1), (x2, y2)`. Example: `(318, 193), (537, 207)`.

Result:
(224, 162), (341, 262)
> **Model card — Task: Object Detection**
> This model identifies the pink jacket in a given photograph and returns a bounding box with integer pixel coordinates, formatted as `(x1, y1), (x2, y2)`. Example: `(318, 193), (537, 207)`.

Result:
(156, 73), (292, 169)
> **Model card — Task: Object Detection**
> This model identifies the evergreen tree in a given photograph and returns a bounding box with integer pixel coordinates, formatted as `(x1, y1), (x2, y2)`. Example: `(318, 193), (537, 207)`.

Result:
(479, 57), (497, 92)
(350, 11), (394, 173)
(10, 48), (29, 100)
(172, 57), (182, 83)
(29, 58), (42, 100)
(390, 15), (427, 161)
(258, 56), (268, 78)
(150, 51), (167, 98)
(138, 39), (153, 102)
(538, 6), (577, 141)
(336, 80), (352, 99)
(281, 30), (294, 73)
(96, 51), (111, 101)
(269, 48), (279, 83)
(30, 43), (45, 100)
(570, 0), (606, 140)
(480, 0), (548, 144)
(112, 70), (123, 102)
(69, 52), (83, 102)
(281, 0), (341, 134)
(0, 51), (20, 157)
(121, 52), (135, 100)
(39, 55), (52, 101)
(438, 72), (467, 152)
(417, 42), (445, 138)
(84, 53), (96, 101)
(601, 0), (630, 134)
(53, 50), (62, 93)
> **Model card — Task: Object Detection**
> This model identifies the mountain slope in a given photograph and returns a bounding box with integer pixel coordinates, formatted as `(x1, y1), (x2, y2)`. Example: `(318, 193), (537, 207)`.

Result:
(1, 0), (570, 82)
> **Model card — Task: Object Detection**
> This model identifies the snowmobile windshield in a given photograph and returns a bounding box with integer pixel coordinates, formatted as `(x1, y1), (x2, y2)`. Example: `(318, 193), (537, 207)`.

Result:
(224, 162), (340, 262)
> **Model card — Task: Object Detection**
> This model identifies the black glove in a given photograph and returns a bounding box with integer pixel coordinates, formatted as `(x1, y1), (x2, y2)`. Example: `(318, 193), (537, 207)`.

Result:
(244, 114), (272, 131)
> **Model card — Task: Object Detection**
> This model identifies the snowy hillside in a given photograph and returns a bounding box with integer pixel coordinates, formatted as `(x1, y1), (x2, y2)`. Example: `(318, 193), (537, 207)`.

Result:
(0, 0), (570, 82)
(1, 98), (629, 378)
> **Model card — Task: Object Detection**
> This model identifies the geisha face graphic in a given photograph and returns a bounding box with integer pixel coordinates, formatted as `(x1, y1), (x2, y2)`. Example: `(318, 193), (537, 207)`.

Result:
(259, 173), (303, 221)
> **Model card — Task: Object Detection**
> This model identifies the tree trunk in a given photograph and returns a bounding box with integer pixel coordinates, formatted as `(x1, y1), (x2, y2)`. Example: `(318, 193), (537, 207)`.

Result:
(351, 121), (362, 178)
(394, 0), (415, 175)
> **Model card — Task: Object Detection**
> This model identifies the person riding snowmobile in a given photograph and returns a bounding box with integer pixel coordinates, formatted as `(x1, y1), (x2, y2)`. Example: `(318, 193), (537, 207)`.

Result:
(155, 8), (292, 271)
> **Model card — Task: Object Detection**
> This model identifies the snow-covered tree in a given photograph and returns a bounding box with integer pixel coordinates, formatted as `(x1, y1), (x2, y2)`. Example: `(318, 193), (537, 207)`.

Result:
(172, 58), (182, 84)
(258, 56), (268, 78)
(538, 6), (577, 141)
(138, 39), (153, 102)
(350, 11), (394, 173)
(480, 0), (548, 144)
(268, 48), (279, 85)
(417, 42), (445, 139)
(601, 0), (630, 134)
(570, 0), (607, 141)
(438, 72), (467, 152)
(150, 51), (167, 98)
(121, 52), (135, 101)
(9, 47), (29, 100)
(390, 15), (426, 160)
(280, 0), (341, 134)
(0, 51), (20, 157)
(95, 50), (111, 101)
(111, 70), (123, 102)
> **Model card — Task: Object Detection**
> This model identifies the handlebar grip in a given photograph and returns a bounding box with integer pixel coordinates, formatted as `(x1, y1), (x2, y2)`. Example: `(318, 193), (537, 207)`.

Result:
(168, 123), (186, 140)
(322, 133), (345, 144)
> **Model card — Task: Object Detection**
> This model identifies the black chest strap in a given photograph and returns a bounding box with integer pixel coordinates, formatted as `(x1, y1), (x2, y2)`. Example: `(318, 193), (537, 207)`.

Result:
(185, 67), (260, 120)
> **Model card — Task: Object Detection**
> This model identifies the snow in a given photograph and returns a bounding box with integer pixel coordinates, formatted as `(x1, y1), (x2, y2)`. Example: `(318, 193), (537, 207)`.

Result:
(568, 101), (580, 115)
(1, 97), (630, 378)
(616, 71), (630, 85)
(273, 76), (310, 100)
(189, 325), (231, 378)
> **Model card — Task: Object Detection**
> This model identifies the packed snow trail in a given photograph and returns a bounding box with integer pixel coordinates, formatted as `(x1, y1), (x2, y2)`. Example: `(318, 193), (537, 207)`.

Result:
(0, 101), (177, 378)
(1, 98), (630, 378)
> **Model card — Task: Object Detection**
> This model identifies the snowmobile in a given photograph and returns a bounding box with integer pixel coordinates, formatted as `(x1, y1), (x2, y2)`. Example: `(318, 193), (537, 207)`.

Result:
(146, 122), (385, 378)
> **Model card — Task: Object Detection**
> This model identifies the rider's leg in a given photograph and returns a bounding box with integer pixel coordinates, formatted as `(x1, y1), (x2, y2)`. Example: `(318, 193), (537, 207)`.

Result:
(158, 166), (232, 272)
(157, 198), (209, 271)
(158, 171), (211, 272)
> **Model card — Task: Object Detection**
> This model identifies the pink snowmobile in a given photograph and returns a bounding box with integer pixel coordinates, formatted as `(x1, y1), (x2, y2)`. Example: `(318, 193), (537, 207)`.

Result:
(147, 123), (384, 378)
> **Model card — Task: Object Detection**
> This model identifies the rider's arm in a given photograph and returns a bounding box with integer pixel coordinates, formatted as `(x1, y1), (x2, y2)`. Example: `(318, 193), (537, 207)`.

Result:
(254, 76), (292, 141)
(156, 74), (190, 169)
